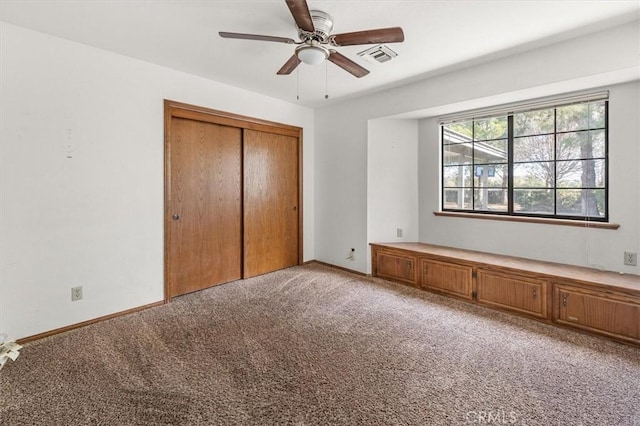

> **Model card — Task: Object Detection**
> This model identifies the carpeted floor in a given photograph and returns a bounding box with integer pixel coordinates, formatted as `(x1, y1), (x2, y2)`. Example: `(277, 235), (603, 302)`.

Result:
(1, 263), (639, 425)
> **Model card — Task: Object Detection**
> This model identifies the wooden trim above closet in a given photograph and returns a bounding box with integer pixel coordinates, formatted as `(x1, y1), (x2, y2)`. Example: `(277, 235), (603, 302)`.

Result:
(165, 100), (302, 137)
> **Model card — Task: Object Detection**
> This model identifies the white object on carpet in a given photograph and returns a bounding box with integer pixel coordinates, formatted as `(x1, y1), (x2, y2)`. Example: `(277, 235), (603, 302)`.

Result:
(0, 333), (22, 371)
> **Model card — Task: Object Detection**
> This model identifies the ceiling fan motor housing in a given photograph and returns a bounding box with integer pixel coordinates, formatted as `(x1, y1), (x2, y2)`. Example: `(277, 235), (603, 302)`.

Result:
(300, 10), (333, 42)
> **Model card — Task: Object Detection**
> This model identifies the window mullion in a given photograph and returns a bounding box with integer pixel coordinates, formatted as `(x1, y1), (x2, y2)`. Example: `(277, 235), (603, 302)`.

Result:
(441, 126), (445, 212)
(472, 121), (475, 211)
(507, 115), (514, 214)
(553, 108), (557, 217)
(604, 101), (609, 222)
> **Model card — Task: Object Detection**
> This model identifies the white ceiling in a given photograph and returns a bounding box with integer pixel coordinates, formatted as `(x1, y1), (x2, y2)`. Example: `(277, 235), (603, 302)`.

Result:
(1, 0), (638, 108)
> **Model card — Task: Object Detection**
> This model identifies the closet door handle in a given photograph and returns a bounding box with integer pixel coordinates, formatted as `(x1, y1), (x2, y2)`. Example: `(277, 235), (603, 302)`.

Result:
(172, 214), (180, 221)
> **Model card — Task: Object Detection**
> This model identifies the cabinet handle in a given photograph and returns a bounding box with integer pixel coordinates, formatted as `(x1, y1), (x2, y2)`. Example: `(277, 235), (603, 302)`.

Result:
(532, 288), (537, 298)
(562, 294), (567, 307)
(407, 261), (412, 271)
(424, 265), (428, 275)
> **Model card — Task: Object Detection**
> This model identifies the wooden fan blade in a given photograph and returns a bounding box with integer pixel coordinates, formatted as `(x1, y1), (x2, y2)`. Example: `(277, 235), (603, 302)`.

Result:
(277, 54), (302, 75)
(219, 32), (295, 44)
(285, 0), (314, 33)
(328, 51), (369, 78)
(331, 27), (405, 46)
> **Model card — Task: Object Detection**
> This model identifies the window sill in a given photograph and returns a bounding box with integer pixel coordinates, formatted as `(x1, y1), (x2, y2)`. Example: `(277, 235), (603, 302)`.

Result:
(433, 211), (620, 230)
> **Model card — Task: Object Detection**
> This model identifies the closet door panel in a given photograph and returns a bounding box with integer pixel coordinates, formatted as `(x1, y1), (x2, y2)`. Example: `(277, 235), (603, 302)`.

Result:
(167, 118), (242, 297)
(243, 129), (299, 278)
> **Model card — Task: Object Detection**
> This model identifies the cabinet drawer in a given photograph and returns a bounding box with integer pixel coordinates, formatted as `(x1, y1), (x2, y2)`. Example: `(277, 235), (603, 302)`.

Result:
(555, 285), (640, 344)
(477, 270), (547, 318)
(375, 251), (417, 286)
(420, 259), (473, 299)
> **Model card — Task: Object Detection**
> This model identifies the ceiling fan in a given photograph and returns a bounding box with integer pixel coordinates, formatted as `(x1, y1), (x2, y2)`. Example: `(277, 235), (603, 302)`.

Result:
(219, 0), (405, 78)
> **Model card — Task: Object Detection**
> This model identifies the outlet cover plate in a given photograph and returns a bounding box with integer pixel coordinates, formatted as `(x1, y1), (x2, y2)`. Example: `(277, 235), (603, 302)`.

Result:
(624, 251), (637, 266)
(71, 286), (83, 301)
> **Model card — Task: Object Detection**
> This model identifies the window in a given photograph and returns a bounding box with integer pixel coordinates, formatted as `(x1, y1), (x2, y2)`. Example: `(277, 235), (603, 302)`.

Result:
(441, 98), (608, 221)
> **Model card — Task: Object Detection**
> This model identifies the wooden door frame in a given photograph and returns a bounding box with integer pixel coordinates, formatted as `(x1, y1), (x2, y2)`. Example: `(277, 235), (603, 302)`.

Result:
(164, 99), (303, 302)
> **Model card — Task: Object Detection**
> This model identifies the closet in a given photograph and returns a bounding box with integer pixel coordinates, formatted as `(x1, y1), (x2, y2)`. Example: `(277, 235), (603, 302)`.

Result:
(164, 100), (302, 299)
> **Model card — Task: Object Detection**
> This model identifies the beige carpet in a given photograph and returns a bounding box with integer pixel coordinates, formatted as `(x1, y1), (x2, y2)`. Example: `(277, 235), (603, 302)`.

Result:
(1, 263), (639, 425)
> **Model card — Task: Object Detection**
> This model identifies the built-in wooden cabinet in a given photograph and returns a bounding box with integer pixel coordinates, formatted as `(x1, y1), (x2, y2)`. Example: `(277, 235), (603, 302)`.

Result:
(554, 284), (640, 345)
(374, 250), (417, 286)
(370, 242), (640, 346)
(477, 269), (548, 318)
(421, 259), (473, 300)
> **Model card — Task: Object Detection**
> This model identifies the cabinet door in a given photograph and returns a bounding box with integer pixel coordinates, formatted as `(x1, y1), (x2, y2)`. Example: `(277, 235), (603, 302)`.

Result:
(375, 251), (416, 286)
(421, 259), (473, 299)
(476, 270), (547, 318)
(555, 285), (640, 344)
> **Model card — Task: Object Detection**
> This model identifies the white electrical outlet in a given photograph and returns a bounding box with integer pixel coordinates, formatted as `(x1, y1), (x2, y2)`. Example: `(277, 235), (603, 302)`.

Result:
(396, 228), (403, 238)
(624, 252), (637, 266)
(71, 286), (83, 301)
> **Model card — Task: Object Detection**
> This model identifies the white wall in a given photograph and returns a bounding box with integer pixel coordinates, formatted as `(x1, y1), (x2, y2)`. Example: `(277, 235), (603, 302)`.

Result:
(0, 22), (314, 340)
(367, 119), (419, 272)
(314, 20), (639, 274)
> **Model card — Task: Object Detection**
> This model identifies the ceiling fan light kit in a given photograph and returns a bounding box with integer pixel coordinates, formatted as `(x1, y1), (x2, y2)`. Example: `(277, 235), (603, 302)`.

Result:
(219, 0), (405, 78)
(296, 43), (329, 65)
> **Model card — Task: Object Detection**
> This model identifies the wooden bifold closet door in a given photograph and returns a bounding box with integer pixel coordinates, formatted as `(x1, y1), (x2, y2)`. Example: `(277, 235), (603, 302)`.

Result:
(165, 101), (302, 299)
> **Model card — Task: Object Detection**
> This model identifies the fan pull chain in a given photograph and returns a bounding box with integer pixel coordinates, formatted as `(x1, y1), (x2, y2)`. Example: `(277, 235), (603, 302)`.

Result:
(296, 68), (300, 101)
(324, 61), (329, 99)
